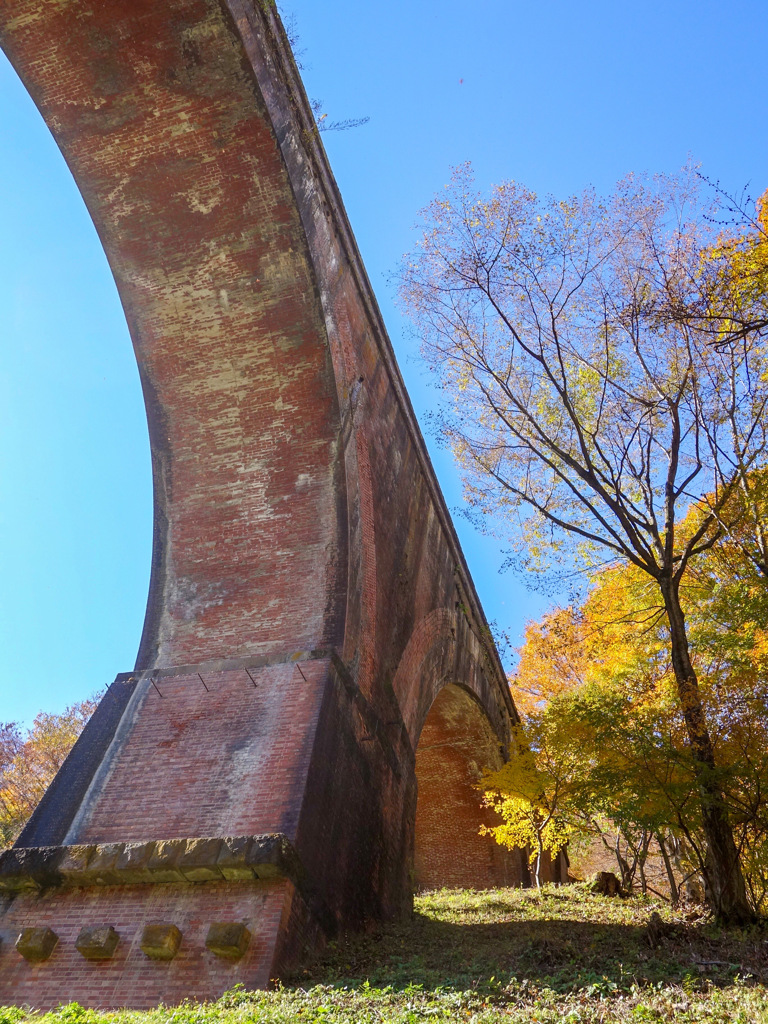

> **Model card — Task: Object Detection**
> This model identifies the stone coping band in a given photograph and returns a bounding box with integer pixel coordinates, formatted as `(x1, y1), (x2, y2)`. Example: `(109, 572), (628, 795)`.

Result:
(0, 834), (302, 893)
(114, 648), (334, 685)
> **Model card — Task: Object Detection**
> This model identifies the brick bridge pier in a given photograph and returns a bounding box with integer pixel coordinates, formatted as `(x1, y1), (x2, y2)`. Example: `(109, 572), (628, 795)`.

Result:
(0, 1), (556, 1007)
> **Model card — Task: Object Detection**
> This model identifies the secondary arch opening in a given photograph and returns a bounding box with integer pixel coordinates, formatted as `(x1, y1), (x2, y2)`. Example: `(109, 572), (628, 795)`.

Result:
(413, 682), (529, 890)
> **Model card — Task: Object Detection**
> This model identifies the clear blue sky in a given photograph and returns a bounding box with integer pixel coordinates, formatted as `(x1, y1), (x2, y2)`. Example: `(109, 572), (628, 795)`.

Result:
(1, 0), (766, 726)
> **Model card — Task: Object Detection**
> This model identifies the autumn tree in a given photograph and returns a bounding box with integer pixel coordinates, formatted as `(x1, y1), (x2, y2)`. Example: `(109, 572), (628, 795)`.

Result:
(508, 607), (588, 717)
(701, 188), (768, 580)
(400, 166), (768, 923)
(480, 713), (581, 888)
(488, 544), (768, 911)
(484, 598), (696, 898)
(0, 698), (98, 848)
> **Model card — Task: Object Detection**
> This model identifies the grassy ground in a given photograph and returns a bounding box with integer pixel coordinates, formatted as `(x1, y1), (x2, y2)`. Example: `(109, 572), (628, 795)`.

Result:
(3, 885), (768, 1022)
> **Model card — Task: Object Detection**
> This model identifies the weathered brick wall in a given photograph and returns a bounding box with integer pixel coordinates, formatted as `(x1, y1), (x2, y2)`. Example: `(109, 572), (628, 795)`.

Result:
(69, 661), (328, 845)
(0, 0), (529, 1005)
(0, 0), (348, 672)
(0, 878), (297, 1009)
(293, 659), (417, 927)
(239, 0), (517, 741)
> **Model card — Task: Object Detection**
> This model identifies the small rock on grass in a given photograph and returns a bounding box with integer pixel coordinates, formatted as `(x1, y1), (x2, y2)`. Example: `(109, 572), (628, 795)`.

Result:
(590, 871), (623, 897)
(646, 910), (674, 948)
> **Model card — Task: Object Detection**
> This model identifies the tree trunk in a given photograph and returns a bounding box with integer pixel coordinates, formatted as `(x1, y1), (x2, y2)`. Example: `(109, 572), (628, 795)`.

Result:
(637, 831), (651, 895)
(657, 834), (679, 905)
(615, 832), (633, 892)
(534, 834), (544, 889)
(660, 575), (754, 924)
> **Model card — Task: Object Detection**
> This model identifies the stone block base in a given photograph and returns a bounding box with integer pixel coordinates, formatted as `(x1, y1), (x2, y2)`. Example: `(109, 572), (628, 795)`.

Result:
(0, 875), (320, 1009)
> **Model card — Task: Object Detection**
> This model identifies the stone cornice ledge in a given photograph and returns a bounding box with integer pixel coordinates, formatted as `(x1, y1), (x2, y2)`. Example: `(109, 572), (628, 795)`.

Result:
(0, 834), (302, 893)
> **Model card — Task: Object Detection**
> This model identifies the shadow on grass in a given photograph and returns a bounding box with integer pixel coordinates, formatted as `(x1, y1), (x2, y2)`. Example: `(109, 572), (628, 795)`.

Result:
(291, 911), (768, 997)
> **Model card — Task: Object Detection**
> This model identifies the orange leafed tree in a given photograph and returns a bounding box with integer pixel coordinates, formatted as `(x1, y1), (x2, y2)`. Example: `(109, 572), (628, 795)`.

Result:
(511, 608), (588, 718)
(493, 510), (768, 910)
(0, 698), (99, 848)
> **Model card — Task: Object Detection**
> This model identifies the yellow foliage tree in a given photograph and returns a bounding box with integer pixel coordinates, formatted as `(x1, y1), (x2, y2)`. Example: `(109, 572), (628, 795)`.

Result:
(486, 489), (768, 910)
(480, 715), (581, 888)
(510, 608), (588, 717)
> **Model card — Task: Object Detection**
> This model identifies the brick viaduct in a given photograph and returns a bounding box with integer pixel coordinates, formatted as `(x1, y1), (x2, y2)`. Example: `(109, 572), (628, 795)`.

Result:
(0, 0), (555, 1007)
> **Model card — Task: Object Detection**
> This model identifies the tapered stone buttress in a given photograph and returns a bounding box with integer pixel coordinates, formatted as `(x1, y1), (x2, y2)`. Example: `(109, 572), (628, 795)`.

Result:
(0, 0), (549, 1007)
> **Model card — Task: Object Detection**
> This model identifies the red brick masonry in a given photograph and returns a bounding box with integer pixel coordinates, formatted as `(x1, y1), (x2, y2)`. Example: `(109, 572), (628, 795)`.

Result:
(1, 878), (303, 1009)
(0, 0), (535, 1006)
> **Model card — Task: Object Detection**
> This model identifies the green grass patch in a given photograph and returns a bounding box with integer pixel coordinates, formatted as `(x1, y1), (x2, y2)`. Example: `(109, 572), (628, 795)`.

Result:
(4, 885), (768, 1022)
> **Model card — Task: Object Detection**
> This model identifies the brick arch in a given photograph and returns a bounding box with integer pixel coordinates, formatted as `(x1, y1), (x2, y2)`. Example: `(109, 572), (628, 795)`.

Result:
(413, 683), (527, 889)
(0, 3), (528, 1004)
(0, 0), (350, 670)
(391, 607), (455, 744)
(392, 607), (510, 753)
(393, 612), (526, 889)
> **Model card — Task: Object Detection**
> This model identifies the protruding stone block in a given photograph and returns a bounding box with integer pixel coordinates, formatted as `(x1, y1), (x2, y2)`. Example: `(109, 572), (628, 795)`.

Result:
(146, 840), (186, 882)
(28, 847), (65, 888)
(178, 838), (223, 882)
(205, 922), (250, 959)
(58, 845), (96, 884)
(115, 841), (157, 883)
(75, 925), (120, 960)
(247, 833), (303, 882)
(82, 843), (123, 886)
(216, 836), (256, 881)
(140, 923), (182, 960)
(0, 847), (63, 891)
(16, 927), (58, 962)
(0, 849), (39, 892)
